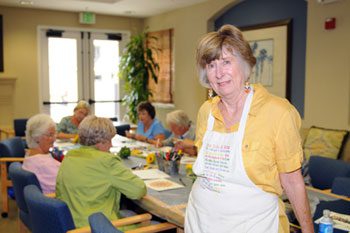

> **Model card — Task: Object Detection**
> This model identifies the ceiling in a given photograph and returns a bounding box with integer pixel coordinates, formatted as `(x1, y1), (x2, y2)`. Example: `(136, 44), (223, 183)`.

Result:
(0, 0), (211, 18)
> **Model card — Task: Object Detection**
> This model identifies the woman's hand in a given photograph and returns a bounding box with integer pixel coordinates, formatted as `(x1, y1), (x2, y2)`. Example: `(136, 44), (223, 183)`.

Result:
(125, 130), (134, 139)
(134, 134), (147, 142)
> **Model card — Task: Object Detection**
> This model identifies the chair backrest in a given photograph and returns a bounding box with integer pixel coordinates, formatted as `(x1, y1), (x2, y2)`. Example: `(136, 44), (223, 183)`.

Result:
(115, 124), (130, 137)
(9, 162), (41, 212)
(0, 137), (26, 158)
(24, 185), (76, 233)
(89, 212), (122, 233)
(309, 156), (350, 189)
(8, 162), (41, 229)
(331, 177), (350, 197)
(14, 118), (28, 137)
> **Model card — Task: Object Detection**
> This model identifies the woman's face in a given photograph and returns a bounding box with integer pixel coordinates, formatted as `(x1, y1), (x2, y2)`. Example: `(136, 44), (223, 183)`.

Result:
(74, 108), (89, 123)
(169, 123), (185, 136)
(38, 126), (56, 153)
(138, 110), (152, 125)
(206, 47), (246, 99)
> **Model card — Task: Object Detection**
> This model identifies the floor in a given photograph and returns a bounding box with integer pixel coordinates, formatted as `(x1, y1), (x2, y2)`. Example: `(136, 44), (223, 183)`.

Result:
(0, 196), (19, 233)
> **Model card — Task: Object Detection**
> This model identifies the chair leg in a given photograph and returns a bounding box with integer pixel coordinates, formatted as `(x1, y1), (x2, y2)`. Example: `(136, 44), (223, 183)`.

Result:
(1, 162), (9, 218)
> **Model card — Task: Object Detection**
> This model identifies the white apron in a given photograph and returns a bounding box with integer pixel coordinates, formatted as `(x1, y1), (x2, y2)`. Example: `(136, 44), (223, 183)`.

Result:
(185, 89), (279, 233)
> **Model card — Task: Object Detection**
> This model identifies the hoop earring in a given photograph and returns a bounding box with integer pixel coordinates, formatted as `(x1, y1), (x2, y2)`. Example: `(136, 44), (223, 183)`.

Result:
(244, 81), (251, 93)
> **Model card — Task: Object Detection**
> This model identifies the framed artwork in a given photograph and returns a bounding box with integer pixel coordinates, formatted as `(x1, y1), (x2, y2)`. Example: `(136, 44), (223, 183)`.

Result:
(241, 19), (292, 99)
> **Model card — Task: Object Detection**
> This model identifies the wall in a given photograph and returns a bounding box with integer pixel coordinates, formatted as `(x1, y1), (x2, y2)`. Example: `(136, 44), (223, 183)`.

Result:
(146, 0), (350, 130)
(0, 6), (143, 127)
(304, 0), (350, 130)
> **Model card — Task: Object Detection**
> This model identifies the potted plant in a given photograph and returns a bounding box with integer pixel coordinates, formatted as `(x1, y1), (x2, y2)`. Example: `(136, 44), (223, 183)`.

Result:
(119, 32), (159, 123)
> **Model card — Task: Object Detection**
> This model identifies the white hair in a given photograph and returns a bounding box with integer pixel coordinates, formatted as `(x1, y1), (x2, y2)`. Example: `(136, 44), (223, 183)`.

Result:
(26, 114), (56, 148)
(166, 110), (191, 128)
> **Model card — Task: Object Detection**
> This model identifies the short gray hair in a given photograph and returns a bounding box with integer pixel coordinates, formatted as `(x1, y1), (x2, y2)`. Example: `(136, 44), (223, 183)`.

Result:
(166, 110), (191, 128)
(78, 115), (116, 146)
(26, 114), (56, 148)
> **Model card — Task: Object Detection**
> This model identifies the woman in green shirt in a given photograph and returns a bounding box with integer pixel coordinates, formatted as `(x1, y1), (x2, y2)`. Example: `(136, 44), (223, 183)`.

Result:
(56, 116), (146, 228)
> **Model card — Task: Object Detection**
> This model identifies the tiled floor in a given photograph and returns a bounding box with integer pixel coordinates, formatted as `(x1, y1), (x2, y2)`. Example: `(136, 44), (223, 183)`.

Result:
(0, 197), (19, 232)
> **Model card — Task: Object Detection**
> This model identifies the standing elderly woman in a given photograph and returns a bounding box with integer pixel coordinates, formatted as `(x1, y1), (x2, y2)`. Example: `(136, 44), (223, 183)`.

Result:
(57, 100), (90, 139)
(185, 25), (313, 233)
(126, 101), (166, 142)
(56, 116), (146, 228)
(23, 114), (60, 194)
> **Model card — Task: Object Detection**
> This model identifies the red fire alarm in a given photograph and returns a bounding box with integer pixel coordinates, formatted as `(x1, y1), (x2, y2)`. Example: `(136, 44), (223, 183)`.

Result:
(325, 17), (336, 30)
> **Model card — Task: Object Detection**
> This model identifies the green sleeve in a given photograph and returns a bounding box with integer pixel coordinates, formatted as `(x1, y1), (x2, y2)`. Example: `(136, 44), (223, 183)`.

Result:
(106, 156), (147, 200)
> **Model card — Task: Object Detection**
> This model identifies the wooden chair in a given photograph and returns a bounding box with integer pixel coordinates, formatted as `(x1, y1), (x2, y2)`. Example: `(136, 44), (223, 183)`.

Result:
(0, 137), (25, 217)
(24, 185), (178, 233)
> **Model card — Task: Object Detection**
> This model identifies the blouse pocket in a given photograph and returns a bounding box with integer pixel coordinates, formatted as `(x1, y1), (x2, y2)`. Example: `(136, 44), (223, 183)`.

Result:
(242, 140), (275, 172)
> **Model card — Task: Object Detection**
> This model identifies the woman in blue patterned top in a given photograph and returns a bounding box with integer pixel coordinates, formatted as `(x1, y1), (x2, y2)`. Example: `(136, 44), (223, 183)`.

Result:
(126, 101), (166, 143)
(57, 100), (90, 140)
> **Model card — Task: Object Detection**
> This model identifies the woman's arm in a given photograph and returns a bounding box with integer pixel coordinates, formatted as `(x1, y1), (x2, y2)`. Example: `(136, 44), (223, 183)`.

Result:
(56, 132), (77, 139)
(280, 169), (314, 233)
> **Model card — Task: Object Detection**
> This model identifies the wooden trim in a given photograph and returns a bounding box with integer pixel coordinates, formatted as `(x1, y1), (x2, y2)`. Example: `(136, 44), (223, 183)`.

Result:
(67, 214), (152, 233)
(125, 222), (177, 233)
(306, 186), (350, 201)
(0, 157), (25, 162)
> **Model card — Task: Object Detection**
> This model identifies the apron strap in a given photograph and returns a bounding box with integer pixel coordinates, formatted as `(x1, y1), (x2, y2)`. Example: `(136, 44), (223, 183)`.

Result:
(207, 86), (254, 133)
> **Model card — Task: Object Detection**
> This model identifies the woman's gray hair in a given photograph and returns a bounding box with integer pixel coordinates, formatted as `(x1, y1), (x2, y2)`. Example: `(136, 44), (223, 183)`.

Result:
(166, 110), (191, 128)
(78, 115), (116, 146)
(26, 114), (56, 148)
(196, 24), (256, 88)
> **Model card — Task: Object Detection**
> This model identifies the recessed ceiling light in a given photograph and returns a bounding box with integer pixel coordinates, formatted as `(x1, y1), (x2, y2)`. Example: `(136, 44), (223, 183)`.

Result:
(19, 0), (34, 5)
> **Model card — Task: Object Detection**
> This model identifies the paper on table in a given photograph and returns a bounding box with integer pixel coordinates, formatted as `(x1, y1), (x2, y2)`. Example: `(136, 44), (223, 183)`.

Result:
(180, 155), (196, 164)
(314, 211), (350, 231)
(144, 178), (184, 191)
(132, 169), (170, 180)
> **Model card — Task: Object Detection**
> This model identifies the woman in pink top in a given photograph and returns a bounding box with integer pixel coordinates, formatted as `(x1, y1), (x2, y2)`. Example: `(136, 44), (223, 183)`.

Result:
(22, 114), (60, 194)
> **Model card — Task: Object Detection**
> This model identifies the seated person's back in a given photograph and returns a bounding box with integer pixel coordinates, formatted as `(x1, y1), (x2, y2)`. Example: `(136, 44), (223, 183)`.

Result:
(56, 116), (146, 228)
(23, 113), (60, 194)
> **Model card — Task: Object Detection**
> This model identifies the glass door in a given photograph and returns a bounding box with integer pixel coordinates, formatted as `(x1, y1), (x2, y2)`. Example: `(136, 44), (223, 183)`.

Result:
(40, 29), (123, 122)
(89, 33), (120, 118)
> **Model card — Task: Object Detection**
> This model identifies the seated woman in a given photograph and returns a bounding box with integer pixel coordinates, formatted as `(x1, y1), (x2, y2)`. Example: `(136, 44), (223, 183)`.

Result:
(56, 116), (146, 228)
(56, 100), (90, 140)
(22, 114), (60, 194)
(126, 101), (166, 142)
(150, 110), (197, 156)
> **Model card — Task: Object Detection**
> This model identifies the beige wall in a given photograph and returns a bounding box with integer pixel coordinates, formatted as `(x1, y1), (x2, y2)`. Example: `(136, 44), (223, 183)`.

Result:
(0, 6), (143, 127)
(304, 0), (350, 130)
(146, 0), (350, 130)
